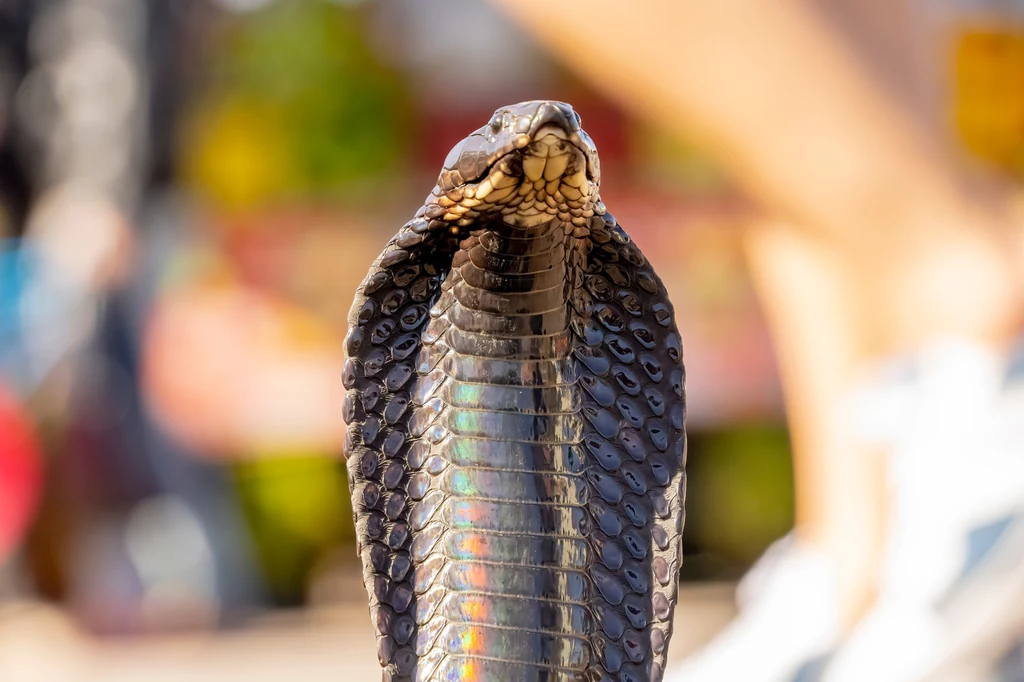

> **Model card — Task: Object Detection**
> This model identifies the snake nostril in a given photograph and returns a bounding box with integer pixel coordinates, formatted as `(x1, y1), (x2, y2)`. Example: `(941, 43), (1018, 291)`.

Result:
(530, 102), (574, 136)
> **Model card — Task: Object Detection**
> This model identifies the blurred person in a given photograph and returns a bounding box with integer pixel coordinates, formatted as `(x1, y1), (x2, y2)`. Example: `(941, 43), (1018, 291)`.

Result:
(0, 0), (267, 632)
(491, 1), (1024, 680)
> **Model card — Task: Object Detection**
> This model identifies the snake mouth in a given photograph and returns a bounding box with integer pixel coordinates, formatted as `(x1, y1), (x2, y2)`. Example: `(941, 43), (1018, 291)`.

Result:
(462, 127), (592, 191)
(520, 126), (591, 185)
(465, 140), (595, 228)
(524, 124), (597, 183)
(431, 100), (602, 228)
(471, 126), (593, 200)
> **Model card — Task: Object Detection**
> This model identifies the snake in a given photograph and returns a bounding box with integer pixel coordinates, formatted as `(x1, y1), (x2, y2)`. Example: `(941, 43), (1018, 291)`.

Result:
(342, 100), (686, 682)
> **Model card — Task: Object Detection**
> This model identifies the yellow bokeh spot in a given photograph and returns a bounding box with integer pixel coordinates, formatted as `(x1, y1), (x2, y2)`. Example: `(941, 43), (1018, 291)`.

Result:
(952, 25), (1024, 175)
(182, 96), (297, 211)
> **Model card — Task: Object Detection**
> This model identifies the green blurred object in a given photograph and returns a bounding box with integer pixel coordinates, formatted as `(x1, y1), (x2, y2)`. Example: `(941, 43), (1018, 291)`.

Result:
(183, 0), (412, 208)
(233, 454), (353, 605)
(686, 425), (794, 568)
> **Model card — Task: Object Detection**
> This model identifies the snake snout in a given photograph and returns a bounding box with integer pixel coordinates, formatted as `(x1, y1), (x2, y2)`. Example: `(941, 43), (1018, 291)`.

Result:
(528, 101), (578, 137)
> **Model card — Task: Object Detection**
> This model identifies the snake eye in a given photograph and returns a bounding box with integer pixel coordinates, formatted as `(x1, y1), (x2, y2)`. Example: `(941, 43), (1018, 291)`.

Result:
(489, 111), (504, 133)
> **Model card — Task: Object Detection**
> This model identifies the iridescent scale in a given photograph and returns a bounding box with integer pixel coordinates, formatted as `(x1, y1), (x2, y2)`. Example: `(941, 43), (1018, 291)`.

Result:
(343, 211), (685, 682)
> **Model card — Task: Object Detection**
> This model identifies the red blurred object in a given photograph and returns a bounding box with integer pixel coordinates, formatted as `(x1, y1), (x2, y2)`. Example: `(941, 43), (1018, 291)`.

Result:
(0, 383), (43, 562)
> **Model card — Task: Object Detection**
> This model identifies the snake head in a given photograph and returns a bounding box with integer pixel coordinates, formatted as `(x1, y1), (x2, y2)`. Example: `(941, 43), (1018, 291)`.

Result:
(431, 100), (603, 229)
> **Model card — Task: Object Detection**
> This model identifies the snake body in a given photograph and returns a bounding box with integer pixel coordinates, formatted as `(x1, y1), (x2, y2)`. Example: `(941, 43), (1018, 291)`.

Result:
(343, 101), (686, 682)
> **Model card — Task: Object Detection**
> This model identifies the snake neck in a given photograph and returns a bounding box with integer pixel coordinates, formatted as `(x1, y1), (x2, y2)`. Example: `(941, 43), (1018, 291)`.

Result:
(406, 219), (595, 678)
(436, 218), (584, 456)
(450, 219), (575, 334)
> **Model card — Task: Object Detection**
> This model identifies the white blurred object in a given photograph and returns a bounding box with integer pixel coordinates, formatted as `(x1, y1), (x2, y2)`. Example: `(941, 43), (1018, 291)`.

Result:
(374, 0), (548, 107)
(18, 0), (147, 209)
(668, 337), (1024, 682)
(823, 338), (1024, 682)
(13, 182), (130, 399)
(124, 496), (220, 631)
(25, 183), (131, 291)
(4, 0), (145, 396)
(664, 534), (840, 682)
(210, 0), (275, 12)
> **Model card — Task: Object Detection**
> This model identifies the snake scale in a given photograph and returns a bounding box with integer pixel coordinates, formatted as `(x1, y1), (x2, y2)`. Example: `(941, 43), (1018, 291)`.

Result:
(342, 101), (686, 682)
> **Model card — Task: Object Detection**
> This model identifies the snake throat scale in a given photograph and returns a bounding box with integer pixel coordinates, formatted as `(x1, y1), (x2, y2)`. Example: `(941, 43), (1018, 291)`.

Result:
(342, 100), (687, 682)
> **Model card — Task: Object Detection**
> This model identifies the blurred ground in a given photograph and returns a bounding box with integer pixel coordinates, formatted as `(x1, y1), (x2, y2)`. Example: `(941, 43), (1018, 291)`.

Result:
(0, 581), (736, 681)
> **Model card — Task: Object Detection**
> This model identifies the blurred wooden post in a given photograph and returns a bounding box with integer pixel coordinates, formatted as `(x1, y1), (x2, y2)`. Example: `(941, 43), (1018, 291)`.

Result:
(491, 0), (1024, 628)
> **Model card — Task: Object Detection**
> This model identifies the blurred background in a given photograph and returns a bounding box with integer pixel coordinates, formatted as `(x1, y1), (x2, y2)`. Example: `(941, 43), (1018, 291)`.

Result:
(0, 0), (1020, 679)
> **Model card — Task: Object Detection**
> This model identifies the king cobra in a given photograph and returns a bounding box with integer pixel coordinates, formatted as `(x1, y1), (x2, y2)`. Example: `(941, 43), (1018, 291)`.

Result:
(342, 101), (686, 682)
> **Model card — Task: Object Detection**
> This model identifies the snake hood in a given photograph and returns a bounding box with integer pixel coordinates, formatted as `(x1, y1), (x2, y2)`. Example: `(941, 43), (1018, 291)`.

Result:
(344, 100), (686, 682)
(431, 100), (603, 229)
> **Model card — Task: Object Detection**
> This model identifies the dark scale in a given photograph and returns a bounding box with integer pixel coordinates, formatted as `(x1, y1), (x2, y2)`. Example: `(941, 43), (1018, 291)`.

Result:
(342, 101), (686, 682)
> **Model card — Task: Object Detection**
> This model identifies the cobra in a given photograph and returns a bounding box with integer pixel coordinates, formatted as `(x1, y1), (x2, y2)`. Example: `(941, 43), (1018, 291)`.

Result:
(342, 100), (686, 682)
